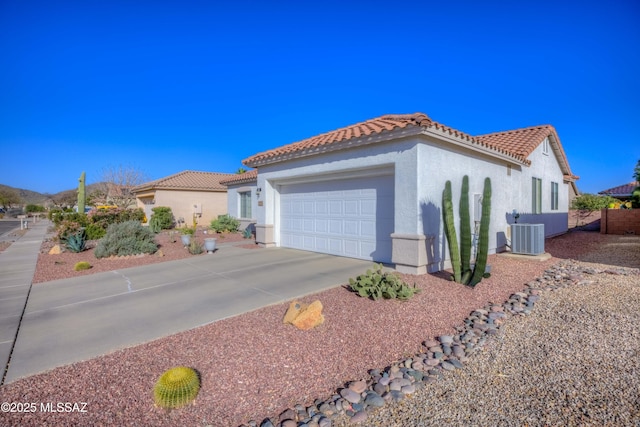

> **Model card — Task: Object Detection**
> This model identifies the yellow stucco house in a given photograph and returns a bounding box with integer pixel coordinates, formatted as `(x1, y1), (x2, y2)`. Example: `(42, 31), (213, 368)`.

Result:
(132, 170), (235, 227)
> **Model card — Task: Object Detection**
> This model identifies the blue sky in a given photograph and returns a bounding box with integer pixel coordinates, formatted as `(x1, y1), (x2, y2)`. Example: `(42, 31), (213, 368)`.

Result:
(1, 0), (638, 195)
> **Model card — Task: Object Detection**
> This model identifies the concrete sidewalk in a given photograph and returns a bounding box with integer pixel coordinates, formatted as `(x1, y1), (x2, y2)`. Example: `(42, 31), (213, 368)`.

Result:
(3, 234), (374, 384)
(0, 218), (49, 384)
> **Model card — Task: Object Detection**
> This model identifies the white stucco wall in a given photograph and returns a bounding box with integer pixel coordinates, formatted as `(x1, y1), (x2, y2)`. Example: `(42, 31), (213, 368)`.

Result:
(251, 132), (569, 271)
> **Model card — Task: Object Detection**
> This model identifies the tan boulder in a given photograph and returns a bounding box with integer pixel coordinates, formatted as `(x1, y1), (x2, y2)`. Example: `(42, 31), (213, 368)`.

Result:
(48, 244), (62, 255)
(283, 300), (309, 325)
(290, 300), (324, 331)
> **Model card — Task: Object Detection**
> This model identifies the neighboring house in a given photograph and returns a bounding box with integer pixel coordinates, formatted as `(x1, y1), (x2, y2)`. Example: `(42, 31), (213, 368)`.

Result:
(132, 170), (235, 227)
(598, 181), (639, 201)
(233, 112), (578, 274)
(220, 169), (259, 231)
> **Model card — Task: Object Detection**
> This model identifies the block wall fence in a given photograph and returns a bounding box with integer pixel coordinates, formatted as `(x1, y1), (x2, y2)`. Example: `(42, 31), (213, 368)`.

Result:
(600, 208), (640, 235)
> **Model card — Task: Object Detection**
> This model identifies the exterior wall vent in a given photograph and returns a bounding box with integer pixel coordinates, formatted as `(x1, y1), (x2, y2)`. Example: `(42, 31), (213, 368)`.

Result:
(511, 224), (545, 255)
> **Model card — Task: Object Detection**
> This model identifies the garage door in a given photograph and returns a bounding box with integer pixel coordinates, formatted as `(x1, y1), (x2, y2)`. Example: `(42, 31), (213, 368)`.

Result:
(279, 175), (394, 263)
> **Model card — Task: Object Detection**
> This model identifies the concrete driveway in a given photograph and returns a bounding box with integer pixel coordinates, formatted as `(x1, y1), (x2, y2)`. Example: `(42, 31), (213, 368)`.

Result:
(5, 246), (374, 383)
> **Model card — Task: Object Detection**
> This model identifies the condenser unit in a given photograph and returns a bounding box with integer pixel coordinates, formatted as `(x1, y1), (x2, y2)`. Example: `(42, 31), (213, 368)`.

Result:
(511, 224), (545, 255)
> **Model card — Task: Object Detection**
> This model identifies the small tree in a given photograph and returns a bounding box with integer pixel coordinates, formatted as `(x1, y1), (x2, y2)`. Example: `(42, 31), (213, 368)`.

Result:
(149, 206), (174, 232)
(98, 165), (148, 208)
(571, 194), (618, 227)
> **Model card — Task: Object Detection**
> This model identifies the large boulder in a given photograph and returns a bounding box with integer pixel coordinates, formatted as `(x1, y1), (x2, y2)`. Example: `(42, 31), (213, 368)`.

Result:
(284, 300), (324, 331)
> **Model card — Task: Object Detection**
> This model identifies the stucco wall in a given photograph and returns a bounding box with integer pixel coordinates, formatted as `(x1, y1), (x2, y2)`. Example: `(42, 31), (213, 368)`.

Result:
(226, 183), (258, 230)
(149, 189), (228, 227)
(252, 133), (569, 271)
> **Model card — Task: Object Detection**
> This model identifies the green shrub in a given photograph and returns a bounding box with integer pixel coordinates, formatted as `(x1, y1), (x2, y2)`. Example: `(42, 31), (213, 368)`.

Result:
(210, 214), (240, 233)
(84, 223), (106, 240)
(25, 204), (46, 213)
(348, 264), (420, 301)
(153, 366), (200, 409)
(94, 220), (158, 258)
(149, 206), (174, 232)
(65, 229), (87, 253)
(74, 261), (91, 271)
(56, 220), (85, 242)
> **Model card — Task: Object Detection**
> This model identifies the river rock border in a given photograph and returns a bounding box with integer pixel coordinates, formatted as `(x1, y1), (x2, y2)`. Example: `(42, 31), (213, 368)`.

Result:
(239, 260), (639, 427)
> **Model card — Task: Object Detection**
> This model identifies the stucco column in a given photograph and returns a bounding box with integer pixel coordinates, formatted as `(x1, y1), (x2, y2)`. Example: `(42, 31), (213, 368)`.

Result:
(255, 224), (275, 248)
(391, 233), (429, 274)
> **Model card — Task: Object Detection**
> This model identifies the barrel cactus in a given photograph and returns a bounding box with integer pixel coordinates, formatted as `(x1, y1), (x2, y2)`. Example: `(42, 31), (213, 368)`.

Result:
(153, 366), (200, 409)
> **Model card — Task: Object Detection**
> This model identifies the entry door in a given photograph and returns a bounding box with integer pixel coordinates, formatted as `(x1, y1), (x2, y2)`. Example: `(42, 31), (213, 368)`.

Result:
(279, 175), (394, 262)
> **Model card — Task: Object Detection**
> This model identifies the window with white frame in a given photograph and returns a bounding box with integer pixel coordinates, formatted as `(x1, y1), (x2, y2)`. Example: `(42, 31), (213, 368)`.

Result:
(551, 181), (559, 211)
(532, 177), (542, 214)
(239, 191), (251, 218)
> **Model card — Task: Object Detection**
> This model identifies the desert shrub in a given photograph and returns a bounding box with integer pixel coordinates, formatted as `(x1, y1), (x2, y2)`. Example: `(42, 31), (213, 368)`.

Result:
(84, 223), (106, 240)
(188, 240), (203, 255)
(56, 220), (85, 242)
(74, 261), (92, 271)
(94, 220), (158, 258)
(25, 204), (46, 213)
(348, 264), (420, 300)
(210, 214), (240, 233)
(149, 206), (174, 232)
(52, 211), (88, 227)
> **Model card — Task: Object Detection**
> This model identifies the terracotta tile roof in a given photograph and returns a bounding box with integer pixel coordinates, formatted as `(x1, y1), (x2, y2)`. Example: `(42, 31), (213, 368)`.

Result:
(242, 113), (575, 179)
(599, 181), (639, 197)
(244, 113), (433, 166)
(132, 170), (235, 193)
(219, 169), (258, 186)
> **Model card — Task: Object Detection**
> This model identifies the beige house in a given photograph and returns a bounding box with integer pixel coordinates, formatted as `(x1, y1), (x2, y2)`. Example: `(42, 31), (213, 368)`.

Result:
(132, 170), (235, 227)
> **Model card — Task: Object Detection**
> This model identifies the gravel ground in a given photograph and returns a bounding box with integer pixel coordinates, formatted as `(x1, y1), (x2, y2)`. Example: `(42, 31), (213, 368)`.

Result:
(32, 227), (249, 283)
(0, 230), (638, 427)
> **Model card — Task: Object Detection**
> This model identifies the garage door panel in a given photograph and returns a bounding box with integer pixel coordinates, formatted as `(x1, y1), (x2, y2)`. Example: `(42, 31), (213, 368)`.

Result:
(280, 175), (394, 263)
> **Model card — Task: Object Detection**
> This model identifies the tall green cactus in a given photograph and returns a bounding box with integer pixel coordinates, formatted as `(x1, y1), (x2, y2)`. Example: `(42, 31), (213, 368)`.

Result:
(442, 180), (461, 283)
(77, 171), (86, 214)
(469, 177), (491, 287)
(459, 175), (471, 276)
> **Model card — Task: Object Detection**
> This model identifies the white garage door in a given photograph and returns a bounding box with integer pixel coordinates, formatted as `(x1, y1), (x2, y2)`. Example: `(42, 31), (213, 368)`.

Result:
(279, 175), (394, 263)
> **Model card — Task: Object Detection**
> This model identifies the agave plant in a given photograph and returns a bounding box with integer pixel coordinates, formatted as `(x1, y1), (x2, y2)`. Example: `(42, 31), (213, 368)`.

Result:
(65, 229), (86, 253)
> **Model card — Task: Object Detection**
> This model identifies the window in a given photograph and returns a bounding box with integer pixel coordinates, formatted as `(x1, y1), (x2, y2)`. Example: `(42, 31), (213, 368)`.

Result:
(551, 182), (559, 211)
(532, 177), (542, 214)
(507, 164), (512, 176)
(542, 137), (550, 155)
(239, 191), (251, 218)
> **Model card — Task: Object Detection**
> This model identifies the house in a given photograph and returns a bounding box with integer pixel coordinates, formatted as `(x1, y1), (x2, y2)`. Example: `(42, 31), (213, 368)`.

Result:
(232, 112), (578, 274)
(132, 170), (235, 227)
(598, 181), (639, 201)
(220, 169), (259, 231)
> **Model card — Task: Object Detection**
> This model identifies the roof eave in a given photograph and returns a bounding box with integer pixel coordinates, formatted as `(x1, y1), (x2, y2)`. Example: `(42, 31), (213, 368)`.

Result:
(243, 126), (424, 168)
(422, 127), (530, 166)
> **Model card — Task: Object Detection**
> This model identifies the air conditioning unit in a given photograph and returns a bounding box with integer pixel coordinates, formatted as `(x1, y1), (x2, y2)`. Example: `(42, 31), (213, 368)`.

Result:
(511, 224), (545, 255)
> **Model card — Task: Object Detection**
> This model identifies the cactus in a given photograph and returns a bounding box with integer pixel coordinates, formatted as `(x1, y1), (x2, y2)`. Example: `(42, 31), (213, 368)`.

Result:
(348, 264), (420, 300)
(73, 261), (91, 271)
(153, 366), (200, 409)
(469, 178), (491, 287)
(77, 171), (86, 214)
(442, 181), (461, 283)
(459, 175), (472, 276)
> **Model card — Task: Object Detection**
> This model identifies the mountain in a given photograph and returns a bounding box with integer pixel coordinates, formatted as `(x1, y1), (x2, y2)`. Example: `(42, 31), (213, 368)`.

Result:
(0, 183), (105, 206)
(0, 184), (51, 205)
